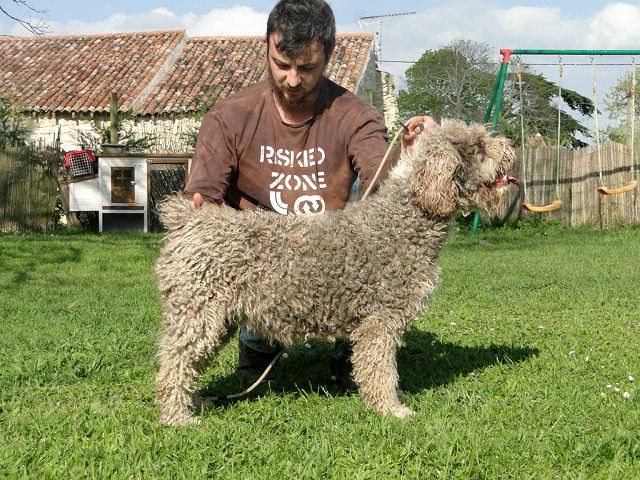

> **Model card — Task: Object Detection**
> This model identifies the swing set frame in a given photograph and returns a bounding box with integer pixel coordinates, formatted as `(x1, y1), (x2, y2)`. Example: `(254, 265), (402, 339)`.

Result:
(472, 49), (640, 233)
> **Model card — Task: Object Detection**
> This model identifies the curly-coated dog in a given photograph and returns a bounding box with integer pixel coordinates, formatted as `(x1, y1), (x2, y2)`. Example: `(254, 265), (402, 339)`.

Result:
(155, 120), (518, 425)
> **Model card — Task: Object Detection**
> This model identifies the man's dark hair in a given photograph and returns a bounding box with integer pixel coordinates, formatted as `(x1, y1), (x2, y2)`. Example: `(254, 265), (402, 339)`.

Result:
(266, 0), (336, 62)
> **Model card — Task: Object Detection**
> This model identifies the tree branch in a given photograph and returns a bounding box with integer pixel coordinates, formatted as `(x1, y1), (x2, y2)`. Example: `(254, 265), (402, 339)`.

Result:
(1, 1), (49, 36)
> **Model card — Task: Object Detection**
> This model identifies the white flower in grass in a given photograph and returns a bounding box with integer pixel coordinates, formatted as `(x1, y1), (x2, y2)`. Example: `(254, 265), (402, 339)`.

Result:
(489, 328), (495, 333)
(537, 325), (545, 331)
(600, 392), (606, 398)
(450, 322), (457, 327)
(569, 351), (576, 356)
(282, 352), (288, 359)
(623, 392), (631, 399)
(431, 340), (436, 346)
(607, 384), (613, 389)
(629, 375), (635, 381)
(304, 343), (311, 349)
(585, 356), (590, 362)
(614, 387), (621, 393)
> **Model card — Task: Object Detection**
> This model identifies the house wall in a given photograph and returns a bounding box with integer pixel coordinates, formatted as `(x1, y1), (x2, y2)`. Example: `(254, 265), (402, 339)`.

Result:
(30, 113), (200, 153)
(380, 71), (399, 129)
(353, 51), (399, 129)
(29, 72), (397, 153)
(355, 55), (385, 115)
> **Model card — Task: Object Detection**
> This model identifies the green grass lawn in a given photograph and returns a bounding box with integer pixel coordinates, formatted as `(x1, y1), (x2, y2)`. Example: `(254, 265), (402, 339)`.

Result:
(1, 224), (639, 479)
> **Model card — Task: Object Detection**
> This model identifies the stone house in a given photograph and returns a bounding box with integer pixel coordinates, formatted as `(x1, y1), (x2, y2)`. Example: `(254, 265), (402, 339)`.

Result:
(0, 30), (399, 153)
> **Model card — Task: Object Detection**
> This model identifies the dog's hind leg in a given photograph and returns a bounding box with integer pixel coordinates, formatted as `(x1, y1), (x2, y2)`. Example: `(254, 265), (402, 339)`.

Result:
(155, 301), (232, 426)
(350, 316), (414, 419)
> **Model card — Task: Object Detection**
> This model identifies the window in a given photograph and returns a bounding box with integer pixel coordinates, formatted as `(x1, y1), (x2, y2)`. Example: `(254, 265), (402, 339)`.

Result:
(111, 167), (135, 203)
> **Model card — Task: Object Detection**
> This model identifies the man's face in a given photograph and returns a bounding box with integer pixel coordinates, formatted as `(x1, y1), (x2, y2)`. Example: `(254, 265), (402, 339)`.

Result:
(267, 32), (327, 108)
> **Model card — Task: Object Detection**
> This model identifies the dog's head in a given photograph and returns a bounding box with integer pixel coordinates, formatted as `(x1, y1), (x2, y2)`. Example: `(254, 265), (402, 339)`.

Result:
(408, 120), (518, 217)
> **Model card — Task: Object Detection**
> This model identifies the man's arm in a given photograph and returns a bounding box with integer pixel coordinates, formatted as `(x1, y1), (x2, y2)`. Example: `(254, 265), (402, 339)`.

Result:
(347, 107), (435, 191)
(184, 110), (238, 209)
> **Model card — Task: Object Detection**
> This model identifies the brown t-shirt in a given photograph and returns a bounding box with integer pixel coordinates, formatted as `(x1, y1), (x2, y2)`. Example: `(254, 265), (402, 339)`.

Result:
(185, 78), (396, 214)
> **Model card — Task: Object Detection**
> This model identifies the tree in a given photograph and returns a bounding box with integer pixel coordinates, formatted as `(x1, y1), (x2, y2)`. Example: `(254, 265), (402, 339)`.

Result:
(398, 41), (594, 148)
(604, 67), (639, 145)
(0, 95), (31, 147)
(398, 39), (496, 123)
(500, 60), (594, 148)
(0, 0), (48, 35)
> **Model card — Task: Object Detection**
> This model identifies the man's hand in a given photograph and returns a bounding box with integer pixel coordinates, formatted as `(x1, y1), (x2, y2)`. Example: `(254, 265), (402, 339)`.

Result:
(191, 192), (204, 209)
(401, 115), (437, 154)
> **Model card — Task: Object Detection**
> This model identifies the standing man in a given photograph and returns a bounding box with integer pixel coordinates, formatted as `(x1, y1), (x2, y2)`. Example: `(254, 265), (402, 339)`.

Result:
(184, 0), (431, 386)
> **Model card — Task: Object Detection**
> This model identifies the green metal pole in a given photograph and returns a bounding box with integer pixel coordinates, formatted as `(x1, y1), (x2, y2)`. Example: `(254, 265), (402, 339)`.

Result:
(511, 49), (640, 56)
(472, 50), (513, 234)
(483, 71), (502, 125)
(490, 61), (510, 131)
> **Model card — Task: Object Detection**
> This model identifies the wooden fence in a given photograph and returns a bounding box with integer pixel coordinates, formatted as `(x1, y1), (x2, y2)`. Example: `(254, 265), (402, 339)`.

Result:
(495, 141), (639, 228)
(2, 141), (639, 232)
(0, 147), (61, 232)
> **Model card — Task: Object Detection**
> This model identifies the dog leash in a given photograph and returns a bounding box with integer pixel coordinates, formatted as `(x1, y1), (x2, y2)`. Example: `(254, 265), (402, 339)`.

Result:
(361, 122), (425, 200)
(202, 350), (285, 404)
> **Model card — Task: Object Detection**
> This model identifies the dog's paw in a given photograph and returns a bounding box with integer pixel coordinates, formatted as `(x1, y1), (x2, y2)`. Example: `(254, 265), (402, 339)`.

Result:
(194, 395), (217, 412)
(160, 413), (202, 426)
(387, 405), (415, 419)
(396, 388), (408, 402)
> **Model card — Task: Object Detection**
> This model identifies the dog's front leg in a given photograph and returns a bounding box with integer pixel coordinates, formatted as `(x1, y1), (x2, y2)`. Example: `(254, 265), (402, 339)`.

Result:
(155, 303), (232, 426)
(350, 316), (414, 419)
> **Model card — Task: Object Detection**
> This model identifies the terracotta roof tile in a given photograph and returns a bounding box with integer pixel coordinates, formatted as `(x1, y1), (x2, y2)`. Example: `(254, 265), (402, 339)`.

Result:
(0, 30), (186, 113)
(139, 33), (375, 115)
(0, 31), (375, 115)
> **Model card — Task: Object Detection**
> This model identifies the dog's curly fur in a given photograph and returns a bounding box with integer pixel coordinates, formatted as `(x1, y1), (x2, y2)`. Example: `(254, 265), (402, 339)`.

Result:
(155, 121), (516, 425)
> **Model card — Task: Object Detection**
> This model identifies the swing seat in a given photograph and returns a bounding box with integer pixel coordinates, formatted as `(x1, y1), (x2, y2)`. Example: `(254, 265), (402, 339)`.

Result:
(521, 200), (562, 212)
(596, 180), (637, 196)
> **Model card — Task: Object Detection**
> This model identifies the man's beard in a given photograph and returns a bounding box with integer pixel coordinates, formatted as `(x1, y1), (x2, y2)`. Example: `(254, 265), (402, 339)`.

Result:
(268, 69), (321, 110)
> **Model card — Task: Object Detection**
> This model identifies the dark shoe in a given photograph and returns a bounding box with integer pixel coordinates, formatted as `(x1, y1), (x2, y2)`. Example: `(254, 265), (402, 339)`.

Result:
(237, 339), (282, 385)
(330, 341), (358, 393)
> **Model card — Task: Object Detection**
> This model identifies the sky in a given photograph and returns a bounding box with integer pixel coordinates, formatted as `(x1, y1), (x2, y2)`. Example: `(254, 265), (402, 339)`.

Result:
(2, 1), (640, 129)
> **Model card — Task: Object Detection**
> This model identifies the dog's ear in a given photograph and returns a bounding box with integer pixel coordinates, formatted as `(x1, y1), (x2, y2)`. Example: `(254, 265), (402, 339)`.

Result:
(409, 141), (459, 217)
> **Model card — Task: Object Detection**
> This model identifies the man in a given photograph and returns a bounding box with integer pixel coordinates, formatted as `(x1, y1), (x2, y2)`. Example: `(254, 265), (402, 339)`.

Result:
(184, 0), (432, 386)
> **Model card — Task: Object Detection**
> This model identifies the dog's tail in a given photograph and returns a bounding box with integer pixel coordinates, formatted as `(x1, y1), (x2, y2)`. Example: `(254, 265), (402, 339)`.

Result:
(155, 194), (193, 231)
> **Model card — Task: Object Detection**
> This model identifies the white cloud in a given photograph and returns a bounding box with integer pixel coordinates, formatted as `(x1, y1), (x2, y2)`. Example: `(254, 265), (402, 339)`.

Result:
(150, 8), (176, 19)
(187, 6), (267, 36)
(8, 6), (267, 37)
(368, 2), (640, 88)
(585, 3), (640, 48)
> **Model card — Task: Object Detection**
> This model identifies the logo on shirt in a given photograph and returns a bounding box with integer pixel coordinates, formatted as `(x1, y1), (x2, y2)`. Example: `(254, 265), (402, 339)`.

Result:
(260, 145), (327, 215)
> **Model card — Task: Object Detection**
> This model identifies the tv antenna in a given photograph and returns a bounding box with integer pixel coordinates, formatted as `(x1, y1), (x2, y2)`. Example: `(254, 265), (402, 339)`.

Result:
(355, 10), (416, 61)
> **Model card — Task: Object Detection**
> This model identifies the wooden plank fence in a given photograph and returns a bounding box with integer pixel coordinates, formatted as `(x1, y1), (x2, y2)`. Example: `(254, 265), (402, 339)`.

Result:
(2, 142), (639, 232)
(495, 141), (639, 228)
(0, 148), (60, 232)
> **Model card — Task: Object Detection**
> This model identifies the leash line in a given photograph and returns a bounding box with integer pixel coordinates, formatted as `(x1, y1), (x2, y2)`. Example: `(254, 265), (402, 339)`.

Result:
(362, 122), (423, 200)
(202, 350), (285, 404)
